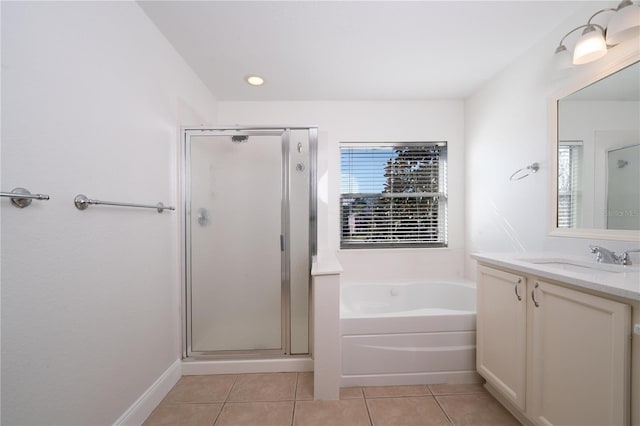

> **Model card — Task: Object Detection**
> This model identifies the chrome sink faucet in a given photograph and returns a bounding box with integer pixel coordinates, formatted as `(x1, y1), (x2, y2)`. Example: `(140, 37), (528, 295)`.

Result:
(589, 245), (619, 264)
(619, 249), (640, 266)
(589, 245), (640, 266)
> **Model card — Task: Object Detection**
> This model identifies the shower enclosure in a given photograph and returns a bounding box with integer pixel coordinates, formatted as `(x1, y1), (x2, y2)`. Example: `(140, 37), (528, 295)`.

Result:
(606, 143), (640, 230)
(182, 127), (317, 358)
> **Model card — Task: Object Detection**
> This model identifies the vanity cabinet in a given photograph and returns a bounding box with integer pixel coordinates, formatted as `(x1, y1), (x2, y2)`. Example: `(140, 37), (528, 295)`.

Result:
(476, 266), (527, 410)
(477, 265), (631, 425)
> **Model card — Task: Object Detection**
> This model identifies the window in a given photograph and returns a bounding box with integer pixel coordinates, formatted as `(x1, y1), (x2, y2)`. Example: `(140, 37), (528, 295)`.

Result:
(340, 142), (447, 248)
(557, 141), (583, 228)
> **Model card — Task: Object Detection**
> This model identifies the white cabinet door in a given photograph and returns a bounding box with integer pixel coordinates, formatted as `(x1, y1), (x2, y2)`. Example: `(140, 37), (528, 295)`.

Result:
(477, 266), (527, 410)
(529, 280), (631, 426)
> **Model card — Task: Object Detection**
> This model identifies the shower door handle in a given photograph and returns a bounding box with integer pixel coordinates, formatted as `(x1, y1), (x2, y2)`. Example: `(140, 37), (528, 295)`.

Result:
(280, 234), (284, 251)
(197, 208), (210, 226)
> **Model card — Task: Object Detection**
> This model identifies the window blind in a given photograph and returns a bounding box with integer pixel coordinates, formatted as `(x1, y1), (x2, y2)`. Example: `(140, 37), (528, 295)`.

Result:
(557, 142), (583, 228)
(340, 142), (447, 248)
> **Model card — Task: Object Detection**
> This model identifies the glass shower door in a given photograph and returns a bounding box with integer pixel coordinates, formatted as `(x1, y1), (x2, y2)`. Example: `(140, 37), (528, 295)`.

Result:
(607, 143), (640, 230)
(188, 131), (285, 354)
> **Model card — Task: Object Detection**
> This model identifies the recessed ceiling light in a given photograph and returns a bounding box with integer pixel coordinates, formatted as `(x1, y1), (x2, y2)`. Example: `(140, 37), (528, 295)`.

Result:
(246, 75), (265, 86)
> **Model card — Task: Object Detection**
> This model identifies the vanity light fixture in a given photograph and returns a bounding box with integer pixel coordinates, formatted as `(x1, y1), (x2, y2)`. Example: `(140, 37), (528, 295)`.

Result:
(606, 0), (640, 44)
(573, 24), (608, 65)
(554, 0), (640, 68)
(246, 75), (265, 86)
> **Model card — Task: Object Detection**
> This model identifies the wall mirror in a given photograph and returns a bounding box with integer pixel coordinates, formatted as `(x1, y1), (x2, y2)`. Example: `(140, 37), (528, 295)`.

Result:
(550, 55), (640, 241)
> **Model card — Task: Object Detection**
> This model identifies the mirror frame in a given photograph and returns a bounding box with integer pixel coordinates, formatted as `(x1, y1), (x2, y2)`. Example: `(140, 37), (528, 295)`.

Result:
(549, 48), (640, 242)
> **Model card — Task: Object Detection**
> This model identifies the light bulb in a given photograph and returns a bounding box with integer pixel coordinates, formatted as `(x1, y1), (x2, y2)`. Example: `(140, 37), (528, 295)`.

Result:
(246, 75), (265, 86)
(606, 1), (640, 45)
(573, 26), (607, 65)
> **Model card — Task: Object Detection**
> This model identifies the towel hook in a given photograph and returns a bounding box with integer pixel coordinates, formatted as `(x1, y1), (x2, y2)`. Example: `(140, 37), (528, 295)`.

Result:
(510, 162), (539, 181)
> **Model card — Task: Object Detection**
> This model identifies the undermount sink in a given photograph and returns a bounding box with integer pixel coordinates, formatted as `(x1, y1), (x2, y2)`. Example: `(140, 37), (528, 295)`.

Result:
(519, 258), (634, 274)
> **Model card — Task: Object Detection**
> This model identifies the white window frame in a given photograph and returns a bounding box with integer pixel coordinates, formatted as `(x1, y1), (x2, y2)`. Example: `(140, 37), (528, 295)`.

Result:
(557, 140), (583, 228)
(340, 141), (448, 249)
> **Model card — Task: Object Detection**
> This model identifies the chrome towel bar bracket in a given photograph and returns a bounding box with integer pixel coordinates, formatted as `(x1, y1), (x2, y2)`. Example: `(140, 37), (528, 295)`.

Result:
(0, 187), (50, 208)
(74, 194), (175, 213)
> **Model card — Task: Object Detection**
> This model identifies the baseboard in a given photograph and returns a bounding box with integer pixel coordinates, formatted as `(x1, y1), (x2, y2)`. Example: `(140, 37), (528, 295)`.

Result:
(182, 357), (313, 375)
(341, 370), (482, 387)
(113, 359), (182, 426)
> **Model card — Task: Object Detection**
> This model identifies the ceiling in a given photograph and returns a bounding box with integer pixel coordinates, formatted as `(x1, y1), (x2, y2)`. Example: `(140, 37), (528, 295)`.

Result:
(139, 1), (594, 101)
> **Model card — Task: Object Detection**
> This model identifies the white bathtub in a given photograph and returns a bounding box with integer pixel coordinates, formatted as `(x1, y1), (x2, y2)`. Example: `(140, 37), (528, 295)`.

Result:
(340, 280), (479, 387)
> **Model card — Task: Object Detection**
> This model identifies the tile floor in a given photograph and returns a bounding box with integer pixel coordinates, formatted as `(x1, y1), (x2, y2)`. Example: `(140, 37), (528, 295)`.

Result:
(143, 372), (521, 425)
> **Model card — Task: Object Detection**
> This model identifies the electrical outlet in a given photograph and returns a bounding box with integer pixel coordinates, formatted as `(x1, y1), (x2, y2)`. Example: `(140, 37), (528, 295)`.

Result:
(634, 323), (640, 336)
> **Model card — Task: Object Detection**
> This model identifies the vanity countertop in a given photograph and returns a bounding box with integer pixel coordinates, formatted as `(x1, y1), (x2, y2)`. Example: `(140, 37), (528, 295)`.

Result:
(472, 252), (640, 302)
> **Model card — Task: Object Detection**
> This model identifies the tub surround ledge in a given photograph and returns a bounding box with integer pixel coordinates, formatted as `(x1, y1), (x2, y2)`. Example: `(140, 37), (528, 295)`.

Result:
(312, 250), (343, 276)
(311, 251), (342, 400)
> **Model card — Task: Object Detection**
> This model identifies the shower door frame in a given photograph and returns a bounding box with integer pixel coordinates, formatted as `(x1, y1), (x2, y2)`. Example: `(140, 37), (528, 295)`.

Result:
(180, 126), (317, 359)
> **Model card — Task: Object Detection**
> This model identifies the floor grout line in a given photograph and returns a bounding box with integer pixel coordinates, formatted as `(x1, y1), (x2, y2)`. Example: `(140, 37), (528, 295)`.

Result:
(433, 394), (455, 425)
(293, 372), (300, 401)
(291, 372), (299, 426)
(211, 374), (240, 426)
(291, 400), (296, 426)
(225, 374), (239, 403)
(362, 396), (375, 426)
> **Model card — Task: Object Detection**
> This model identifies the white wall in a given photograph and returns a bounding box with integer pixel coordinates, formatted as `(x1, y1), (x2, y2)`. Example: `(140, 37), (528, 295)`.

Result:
(464, 4), (640, 278)
(1, 2), (216, 424)
(218, 101), (466, 281)
(0, 2), (4, 422)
